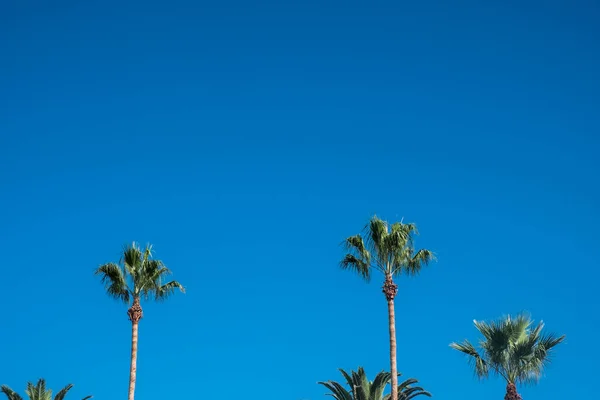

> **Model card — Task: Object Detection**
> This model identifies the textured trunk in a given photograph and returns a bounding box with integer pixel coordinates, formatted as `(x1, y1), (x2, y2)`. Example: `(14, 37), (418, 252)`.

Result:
(383, 275), (399, 400)
(127, 297), (143, 400)
(504, 383), (522, 400)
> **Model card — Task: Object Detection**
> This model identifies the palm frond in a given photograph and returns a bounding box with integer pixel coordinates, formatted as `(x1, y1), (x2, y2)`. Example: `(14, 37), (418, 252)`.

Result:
(450, 340), (490, 379)
(53, 384), (73, 400)
(397, 378), (416, 391)
(395, 376), (432, 400)
(353, 367), (370, 400)
(370, 371), (391, 400)
(401, 249), (435, 276)
(318, 381), (353, 400)
(365, 216), (388, 259)
(338, 369), (353, 389)
(155, 280), (185, 301)
(138, 259), (168, 299)
(341, 235), (372, 281)
(384, 222), (413, 260)
(340, 254), (371, 281)
(399, 386), (432, 400)
(1, 386), (24, 400)
(122, 242), (143, 280)
(538, 331), (566, 352)
(94, 262), (130, 303)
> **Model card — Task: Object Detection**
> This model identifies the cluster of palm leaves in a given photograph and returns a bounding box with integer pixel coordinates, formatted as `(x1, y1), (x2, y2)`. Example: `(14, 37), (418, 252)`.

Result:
(1, 379), (91, 400)
(450, 314), (565, 399)
(319, 368), (430, 400)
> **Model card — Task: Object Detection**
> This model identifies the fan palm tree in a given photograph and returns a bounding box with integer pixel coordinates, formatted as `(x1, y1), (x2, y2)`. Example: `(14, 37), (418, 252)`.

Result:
(341, 216), (434, 400)
(318, 367), (431, 400)
(450, 313), (565, 400)
(95, 242), (184, 400)
(1, 378), (91, 400)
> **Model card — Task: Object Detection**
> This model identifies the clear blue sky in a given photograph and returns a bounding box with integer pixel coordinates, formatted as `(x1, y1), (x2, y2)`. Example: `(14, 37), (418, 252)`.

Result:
(1, 0), (598, 399)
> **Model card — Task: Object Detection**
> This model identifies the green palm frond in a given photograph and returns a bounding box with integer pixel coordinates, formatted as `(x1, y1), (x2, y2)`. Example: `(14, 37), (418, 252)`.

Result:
(1, 385), (24, 400)
(341, 216), (434, 282)
(156, 280), (185, 301)
(341, 236), (371, 281)
(402, 249), (435, 276)
(321, 368), (431, 400)
(365, 216), (388, 258)
(122, 242), (143, 278)
(338, 369), (353, 388)
(318, 381), (353, 400)
(370, 371), (391, 400)
(53, 384), (73, 400)
(94, 262), (130, 303)
(449, 340), (491, 379)
(397, 384), (432, 400)
(451, 313), (565, 386)
(340, 254), (370, 281)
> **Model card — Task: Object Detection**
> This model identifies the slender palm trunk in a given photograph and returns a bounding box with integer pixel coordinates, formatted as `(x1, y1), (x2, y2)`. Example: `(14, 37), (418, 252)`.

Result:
(127, 297), (143, 400)
(504, 383), (522, 400)
(383, 274), (399, 400)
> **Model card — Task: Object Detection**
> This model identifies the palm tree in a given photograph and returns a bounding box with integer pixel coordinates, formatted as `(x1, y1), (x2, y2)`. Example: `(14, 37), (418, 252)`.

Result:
(1, 378), (92, 400)
(95, 242), (184, 400)
(450, 313), (565, 400)
(318, 367), (431, 400)
(341, 216), (434, 400)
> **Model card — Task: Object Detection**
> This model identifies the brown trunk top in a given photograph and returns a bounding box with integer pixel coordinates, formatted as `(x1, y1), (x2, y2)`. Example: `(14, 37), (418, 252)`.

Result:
(127, 297), (143, 323)
(382, 275), (398, 301)
(504, 383), (522, 400)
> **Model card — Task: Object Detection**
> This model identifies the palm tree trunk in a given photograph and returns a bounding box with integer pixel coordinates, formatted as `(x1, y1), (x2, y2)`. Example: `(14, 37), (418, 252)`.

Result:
(127, 297), (143, 400)
(504, 383), (522, 400)
(383, 275), (399, 400)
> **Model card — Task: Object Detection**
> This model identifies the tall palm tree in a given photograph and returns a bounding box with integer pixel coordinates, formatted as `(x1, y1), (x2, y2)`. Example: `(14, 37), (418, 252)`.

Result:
(318, 367), (431, 400)
(1, 378), (91, 400)
(341, 216), (434, 400)
(450, 313), (565, 400)
(95, 242), (184, 400)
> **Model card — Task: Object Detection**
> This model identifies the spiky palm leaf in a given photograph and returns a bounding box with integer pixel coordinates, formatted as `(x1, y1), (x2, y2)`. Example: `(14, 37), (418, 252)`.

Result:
(1, 386), (24, 400)
(341, 216), (435, 281)
(1, 380), (91, 400)
(95, 242), (185, 306)
(450, 313), (565, 385)
(319, 368), (431, 400)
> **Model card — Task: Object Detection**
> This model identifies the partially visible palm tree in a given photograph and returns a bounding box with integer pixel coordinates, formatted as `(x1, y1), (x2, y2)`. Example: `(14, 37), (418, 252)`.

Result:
(341, 216), (435, 400)
(95, 242), (184, 400)
(318, 367), (431, 400)
(1, 379), (91, 400)
(450, 313), (565, 400)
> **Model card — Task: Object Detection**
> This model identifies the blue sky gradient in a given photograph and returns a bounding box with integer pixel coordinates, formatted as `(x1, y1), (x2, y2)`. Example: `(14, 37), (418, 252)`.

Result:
(1, 1), (598, 399)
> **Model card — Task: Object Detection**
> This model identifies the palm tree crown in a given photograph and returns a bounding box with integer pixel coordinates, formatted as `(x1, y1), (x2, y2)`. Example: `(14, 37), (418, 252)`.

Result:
(95, 242), (184, 305)
(1, 379), (91, 400)
(318, 367), (431, 400)
(341, 216), (435, 283)
(450, 313), (565, 385)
